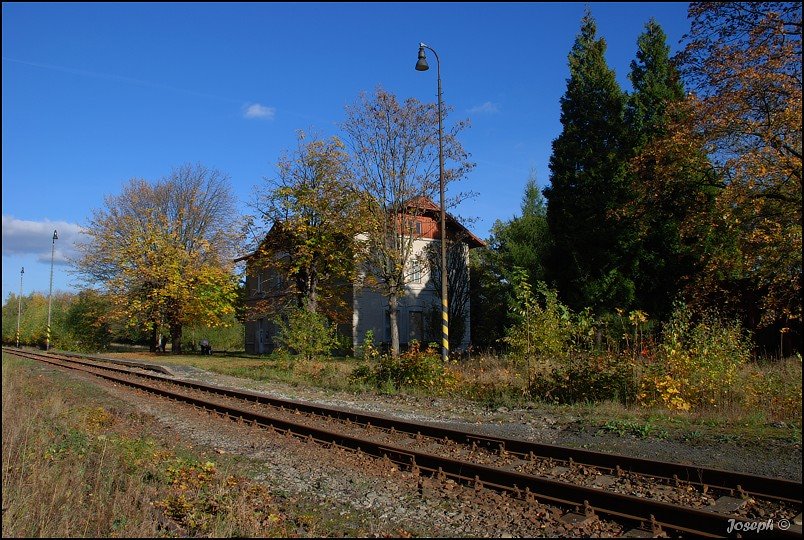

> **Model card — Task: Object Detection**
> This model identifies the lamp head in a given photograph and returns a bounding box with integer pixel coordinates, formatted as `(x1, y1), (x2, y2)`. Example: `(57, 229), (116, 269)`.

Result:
(53, 230), (58, 240)
(415, 45), (429, 71)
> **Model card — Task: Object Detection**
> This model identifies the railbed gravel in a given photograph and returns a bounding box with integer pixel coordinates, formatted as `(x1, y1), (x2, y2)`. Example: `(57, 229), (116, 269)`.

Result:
(60, 365), (625, 537)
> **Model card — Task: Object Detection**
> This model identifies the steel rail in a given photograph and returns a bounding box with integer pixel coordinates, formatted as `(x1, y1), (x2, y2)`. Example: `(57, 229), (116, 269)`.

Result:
(7, 348), (801, 539)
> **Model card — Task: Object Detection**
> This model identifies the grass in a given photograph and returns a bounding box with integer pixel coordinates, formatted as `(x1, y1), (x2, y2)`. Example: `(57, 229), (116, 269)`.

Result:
(0, 351), (410, 537)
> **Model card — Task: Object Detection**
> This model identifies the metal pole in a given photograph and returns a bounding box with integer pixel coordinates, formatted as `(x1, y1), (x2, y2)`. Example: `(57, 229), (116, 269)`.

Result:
(417, 43), (449, 363)
(435, 54), (449, 363)
(16, 267), (24, 348)
(46, 230), (58, 351)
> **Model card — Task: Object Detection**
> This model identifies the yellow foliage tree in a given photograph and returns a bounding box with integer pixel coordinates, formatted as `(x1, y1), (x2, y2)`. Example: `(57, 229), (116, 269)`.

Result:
(75, 165), (241, 352)
(680, 2), (801, 335)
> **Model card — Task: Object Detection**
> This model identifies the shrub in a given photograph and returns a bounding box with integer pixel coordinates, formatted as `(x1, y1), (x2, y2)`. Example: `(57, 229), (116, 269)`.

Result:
(272, 307), (338, 361)
(358, 329), (380, 361)
(351, 340), (455, 391)
(528, 352), (639, 405)
(503, 268), (572, 363)
(639, 303), (751, 411)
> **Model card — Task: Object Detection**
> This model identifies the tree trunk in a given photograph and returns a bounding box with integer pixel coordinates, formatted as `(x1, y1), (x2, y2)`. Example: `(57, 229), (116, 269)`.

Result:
(170, 323), (182, 354)
(297, 268), (318, 313)
(389, 295), (400, 357)
(306, 269), (318, 313)
(150, 323), (158, 352)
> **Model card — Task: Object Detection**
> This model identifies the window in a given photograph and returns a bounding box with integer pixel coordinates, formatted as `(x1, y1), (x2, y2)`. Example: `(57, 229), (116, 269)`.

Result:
(404, 218), (422, 236)
(256, 271), (264, 294)
(409, 258), (422, 284)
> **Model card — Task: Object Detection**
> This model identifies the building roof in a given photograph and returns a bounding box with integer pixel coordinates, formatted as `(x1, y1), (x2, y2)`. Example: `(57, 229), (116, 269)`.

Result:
(235, 196), (486, 262)
(404, 195), (486, 249)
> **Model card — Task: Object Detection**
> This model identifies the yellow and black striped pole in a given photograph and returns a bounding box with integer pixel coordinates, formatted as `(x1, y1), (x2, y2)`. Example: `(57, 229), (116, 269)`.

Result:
(46, 230), (58, 351)
(417, 42), (449, 362)
(17, 267), (24, 348)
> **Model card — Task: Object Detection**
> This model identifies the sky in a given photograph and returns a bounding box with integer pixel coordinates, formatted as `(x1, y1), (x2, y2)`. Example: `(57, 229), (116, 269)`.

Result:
(2, 2), (692, 302)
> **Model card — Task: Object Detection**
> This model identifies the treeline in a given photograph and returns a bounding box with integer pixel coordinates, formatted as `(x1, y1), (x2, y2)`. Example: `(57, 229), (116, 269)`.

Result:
(471, 4), (801, 357)
(1, 290), (244, 353)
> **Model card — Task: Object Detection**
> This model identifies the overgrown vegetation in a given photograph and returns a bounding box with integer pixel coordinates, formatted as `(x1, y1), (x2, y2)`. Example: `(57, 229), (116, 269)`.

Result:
(273, 306), (340, 361)
(3, 352), (432, 537)
(351, 340), (458, 393)
(1, 353), (290, 537)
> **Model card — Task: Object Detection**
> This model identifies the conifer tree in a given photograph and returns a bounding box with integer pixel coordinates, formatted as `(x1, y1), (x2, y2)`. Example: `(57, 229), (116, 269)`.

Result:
(544, 11), (634, 313)
(624, 19), (702, 320)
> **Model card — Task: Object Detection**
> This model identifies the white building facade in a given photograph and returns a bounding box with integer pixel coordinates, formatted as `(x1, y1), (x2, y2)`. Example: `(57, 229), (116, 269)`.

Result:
(240, 197), (484, 355)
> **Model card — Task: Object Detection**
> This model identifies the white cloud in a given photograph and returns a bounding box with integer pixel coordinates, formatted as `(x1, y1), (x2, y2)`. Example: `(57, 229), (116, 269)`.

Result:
(243, 103), (276, 120)
(468, 101), (500, 115)
(1, 215), (86, 265)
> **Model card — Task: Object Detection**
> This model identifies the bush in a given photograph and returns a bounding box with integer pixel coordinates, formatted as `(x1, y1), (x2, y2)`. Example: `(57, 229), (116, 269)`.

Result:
(503, 268), (572, 363)
(272, 307), (338, 361)
(639, 303), (751, 411)
(358, 329), (380, 361)
(529, 352), (639, 405)
(351, 341), (455, 391)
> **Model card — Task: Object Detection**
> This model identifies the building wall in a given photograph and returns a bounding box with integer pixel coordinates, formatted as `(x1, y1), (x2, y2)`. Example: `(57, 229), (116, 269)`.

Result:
(352, 236), (471, 351)
(243, 222), (475, 355)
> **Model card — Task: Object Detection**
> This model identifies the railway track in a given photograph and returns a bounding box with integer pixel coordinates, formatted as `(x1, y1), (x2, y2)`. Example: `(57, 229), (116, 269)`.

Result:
(5, 347), (802, 538)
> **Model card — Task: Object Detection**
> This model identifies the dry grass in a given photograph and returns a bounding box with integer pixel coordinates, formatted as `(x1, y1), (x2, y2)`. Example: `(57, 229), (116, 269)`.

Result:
(1, 352), (290, 537)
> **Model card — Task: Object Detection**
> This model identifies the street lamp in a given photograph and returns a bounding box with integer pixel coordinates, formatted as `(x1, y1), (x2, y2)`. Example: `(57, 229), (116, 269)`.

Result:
(416, 42), (449, 363)
(16, 267), (24, 348)
(46, 229), (58, 351)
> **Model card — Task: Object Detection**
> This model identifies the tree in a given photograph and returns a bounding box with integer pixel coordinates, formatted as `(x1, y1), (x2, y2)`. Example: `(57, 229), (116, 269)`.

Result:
(74, 164), (241, 353)
(678, 2), (802, 343)
(469, 171), (551, 351)
(468, 245), (509, 351)
(342, 87), (473, 356)
(2, 291), (71, 348)
(423, 235), (470, 350)
(544, 11), (635, 313)
(491, 171), (551, 290)
(64, 289), (114, 351)
(623, 19), (706, 320)
(251, 131), (360, 318)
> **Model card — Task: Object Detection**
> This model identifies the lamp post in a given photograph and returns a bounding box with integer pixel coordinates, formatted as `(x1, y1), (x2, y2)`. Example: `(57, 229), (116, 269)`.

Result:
(416, 42), (449, 363)
(16, 267), (24, 348)
(46, 230), (58, 351)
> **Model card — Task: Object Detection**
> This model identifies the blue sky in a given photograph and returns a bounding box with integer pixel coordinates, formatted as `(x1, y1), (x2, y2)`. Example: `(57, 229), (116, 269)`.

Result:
(2, 2), (691, 302)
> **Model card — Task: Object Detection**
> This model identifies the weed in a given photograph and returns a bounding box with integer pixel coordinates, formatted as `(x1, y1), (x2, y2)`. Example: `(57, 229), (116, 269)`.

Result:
(599, 419), (668, 439)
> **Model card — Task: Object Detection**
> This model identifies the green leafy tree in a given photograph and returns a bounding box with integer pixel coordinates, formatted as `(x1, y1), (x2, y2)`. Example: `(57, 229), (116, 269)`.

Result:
(63, 289), (114, 351)
(273, 306), (339, 361)
(543, 10), (636, 313)
(2, 292), (70, 348)
(468, 246), (509, 351)
(491, 171), (551, 289)
(469, 171), (551, 351)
